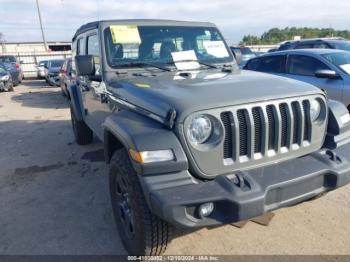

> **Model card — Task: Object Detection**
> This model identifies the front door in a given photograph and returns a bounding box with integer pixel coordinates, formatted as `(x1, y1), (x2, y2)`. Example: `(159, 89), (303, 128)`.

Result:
(285, 54), (344, 101)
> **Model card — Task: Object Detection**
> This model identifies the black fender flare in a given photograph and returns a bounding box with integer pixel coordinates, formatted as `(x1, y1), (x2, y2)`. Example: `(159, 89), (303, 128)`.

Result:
(324, 99), (350, 149)
(68, 84), (84, 121)
(103, 110), (188, 175)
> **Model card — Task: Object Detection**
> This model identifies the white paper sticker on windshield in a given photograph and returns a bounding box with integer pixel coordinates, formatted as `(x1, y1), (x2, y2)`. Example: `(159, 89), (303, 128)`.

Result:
(340, 64), (350, 74)
(203, 40), (229, 58)
(110, 25), (141, 44)
(171, 50), (200, 71)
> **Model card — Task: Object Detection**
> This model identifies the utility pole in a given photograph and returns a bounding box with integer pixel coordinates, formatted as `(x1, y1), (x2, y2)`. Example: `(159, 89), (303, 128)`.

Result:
(35, 0), (48, 51)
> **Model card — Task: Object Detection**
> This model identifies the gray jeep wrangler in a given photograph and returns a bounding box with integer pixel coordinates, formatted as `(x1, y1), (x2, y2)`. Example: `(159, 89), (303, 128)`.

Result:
(69, 19), (350, 255)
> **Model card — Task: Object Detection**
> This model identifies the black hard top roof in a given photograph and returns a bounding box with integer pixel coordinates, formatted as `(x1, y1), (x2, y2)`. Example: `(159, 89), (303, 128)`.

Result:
(72, 19), (216, 41)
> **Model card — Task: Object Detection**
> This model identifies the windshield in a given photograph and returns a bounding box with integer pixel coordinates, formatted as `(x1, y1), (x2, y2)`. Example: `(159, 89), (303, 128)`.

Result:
(240, 47), (253, 55)
(104, 25), (233, 69)
(50, 60), (64, 68)
(329, 41), (350, 52)
(322, 52), (350, 75)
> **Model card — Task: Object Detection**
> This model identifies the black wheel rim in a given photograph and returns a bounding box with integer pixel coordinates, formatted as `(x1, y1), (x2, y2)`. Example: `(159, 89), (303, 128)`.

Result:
(115, 174), (135, 239)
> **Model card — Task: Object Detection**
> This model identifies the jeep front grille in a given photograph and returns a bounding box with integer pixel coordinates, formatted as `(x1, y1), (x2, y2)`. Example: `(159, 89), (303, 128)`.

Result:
(220, 99), (311, 164)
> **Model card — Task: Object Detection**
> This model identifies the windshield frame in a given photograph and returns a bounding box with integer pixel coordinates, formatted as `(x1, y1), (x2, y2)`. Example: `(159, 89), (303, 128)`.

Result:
(102, 24), (234, 70)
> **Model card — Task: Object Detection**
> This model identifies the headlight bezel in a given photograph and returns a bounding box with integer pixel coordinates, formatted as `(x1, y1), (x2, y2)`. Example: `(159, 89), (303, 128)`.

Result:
(186, 114), (224, 149)
(309, 98), (327, 124)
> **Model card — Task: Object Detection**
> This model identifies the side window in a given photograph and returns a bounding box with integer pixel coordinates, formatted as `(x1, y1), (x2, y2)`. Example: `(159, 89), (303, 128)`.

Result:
(87, 34), (100, 75)
(246, 56), (286, 73)
(288, 55), (330, 76)
(295, 43), (314, 49)
(314, 43), (330, 49)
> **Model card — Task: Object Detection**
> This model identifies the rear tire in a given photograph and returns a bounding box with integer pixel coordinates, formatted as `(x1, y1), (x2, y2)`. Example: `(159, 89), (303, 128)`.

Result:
(109, 149), (172, 255)
(70, 105), (93, 145)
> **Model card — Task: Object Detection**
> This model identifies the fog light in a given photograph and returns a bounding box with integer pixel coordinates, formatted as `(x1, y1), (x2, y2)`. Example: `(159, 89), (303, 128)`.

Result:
(199, 202), (214, 218)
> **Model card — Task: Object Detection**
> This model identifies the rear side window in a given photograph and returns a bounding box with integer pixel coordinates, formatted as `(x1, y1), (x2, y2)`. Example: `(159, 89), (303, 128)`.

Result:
(295, 43), (314, 49)
(245, 55), (286, 73)
(288, 55), (330, 76)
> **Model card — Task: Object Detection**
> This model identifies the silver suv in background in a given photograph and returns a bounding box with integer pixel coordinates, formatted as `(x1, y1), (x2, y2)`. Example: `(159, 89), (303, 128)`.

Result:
(37, 60), (48, 79)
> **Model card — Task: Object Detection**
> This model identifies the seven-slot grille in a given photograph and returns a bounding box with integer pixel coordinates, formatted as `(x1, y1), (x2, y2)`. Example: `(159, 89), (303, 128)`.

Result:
(220, 99), (311, 163)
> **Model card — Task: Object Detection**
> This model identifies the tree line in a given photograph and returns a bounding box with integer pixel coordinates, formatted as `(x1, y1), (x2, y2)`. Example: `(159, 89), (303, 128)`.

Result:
(240, 27), (350, 45)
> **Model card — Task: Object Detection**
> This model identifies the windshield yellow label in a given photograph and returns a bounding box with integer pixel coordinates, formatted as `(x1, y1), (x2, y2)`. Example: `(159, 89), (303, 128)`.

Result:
(110, 25), (141, 44)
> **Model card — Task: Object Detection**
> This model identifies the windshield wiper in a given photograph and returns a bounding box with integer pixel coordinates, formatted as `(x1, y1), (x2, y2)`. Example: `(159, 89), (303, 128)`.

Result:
(166, 60), (219, 69)
(118, 62), (172, 72)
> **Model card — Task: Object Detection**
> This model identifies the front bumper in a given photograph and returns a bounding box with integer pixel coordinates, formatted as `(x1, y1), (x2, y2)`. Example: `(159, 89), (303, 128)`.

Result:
(0, 80), (12, 91)
(142, 144), (350, 228)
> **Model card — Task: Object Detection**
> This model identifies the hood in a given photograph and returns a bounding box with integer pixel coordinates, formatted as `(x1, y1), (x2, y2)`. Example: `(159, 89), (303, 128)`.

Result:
(108, 69), (322, 123)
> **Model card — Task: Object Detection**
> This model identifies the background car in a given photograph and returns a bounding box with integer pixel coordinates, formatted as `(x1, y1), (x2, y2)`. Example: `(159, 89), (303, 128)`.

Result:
(44, 59), (65, 86)
(0, 65), (13, 92)
(230, 46), (256, 67)
(36, 60), (48, 79)
(275, 38), (350, 52)
(0, 55), (24, 84)
(59, 58), (73, 97)
(0, 62), (20, 86)
(244, 49), (350, 110)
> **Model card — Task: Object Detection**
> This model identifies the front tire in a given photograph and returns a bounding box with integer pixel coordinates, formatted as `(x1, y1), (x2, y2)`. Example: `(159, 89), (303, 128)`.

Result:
(109, 149), (172, 255)
(70, 105), (93, 145)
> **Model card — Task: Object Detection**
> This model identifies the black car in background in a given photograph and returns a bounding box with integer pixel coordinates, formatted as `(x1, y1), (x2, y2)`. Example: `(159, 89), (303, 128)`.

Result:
(0, 65), (13, 92)
(0, 55), (24, 84)
(59, 58), (73, 97)
(276, 38), (350, 52)
(44, 59), (65, 86)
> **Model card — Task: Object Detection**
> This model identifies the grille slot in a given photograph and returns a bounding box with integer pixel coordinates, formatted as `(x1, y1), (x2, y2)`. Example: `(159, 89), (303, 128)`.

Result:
(266, 105), (275, 150)
(302, 100), (310, 141)
(220, 112), (233, 159)
(221, 98), (313, 163)
(252, 107), (262, 153)
(237, 110), (248, 156)
(279, 103), (288, 147)
(291, 102), (299, 144)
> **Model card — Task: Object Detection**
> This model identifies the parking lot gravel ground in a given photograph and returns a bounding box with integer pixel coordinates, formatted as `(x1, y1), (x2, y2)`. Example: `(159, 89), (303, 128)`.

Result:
(1, 80), (350, 255)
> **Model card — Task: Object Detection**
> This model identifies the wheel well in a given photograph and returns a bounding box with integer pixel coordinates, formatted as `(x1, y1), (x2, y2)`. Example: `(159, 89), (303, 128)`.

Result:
(105, 131), (124, 163)
(347, 104), (350, 113)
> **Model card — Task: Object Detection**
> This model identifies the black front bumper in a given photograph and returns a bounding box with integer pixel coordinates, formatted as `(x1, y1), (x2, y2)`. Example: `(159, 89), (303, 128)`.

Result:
(142, 144), (350, 228)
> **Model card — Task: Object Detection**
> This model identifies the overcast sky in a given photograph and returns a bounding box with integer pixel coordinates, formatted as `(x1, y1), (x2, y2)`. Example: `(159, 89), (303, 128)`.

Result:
(1, 0), (350, 44)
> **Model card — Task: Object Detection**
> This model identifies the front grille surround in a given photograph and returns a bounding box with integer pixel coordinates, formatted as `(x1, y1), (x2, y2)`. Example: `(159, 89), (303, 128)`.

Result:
(181, 95), (327, 178)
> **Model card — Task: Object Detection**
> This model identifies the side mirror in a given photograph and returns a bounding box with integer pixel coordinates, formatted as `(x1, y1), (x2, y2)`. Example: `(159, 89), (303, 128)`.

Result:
(315, 69), (339, 79)
(75, 55), (95, 76)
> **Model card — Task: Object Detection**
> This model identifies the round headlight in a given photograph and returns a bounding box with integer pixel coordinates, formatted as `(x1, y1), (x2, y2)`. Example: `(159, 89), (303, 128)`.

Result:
(310, 99), (321, 122)
(187, 115), (212, 144)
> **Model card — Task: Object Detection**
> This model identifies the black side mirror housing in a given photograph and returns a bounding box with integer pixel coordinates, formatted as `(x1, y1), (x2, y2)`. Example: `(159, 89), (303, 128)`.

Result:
(315, 69), (339, 79)
(75, 55), (95, 76)
(230, 48), (242, 65)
